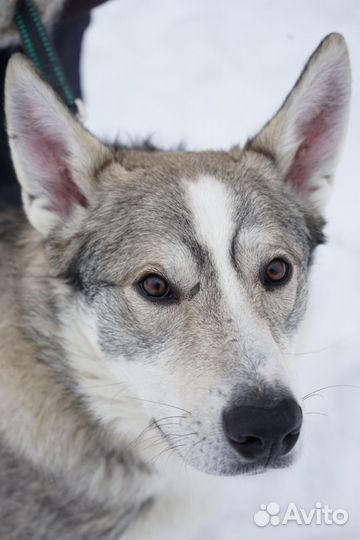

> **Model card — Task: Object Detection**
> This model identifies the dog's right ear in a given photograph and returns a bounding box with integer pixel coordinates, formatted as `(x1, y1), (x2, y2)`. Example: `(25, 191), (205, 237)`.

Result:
(5, 54), (114, 237)
(246, 33), (351, 213)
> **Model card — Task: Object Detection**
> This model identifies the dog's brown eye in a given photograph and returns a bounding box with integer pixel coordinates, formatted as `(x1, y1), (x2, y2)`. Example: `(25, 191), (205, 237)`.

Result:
(138, 274), (171, 299)
(263, 259), (291, 286)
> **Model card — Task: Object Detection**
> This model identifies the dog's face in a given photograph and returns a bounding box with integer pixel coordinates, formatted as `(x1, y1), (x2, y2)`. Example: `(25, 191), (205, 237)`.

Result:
(5, 34), (350, 475)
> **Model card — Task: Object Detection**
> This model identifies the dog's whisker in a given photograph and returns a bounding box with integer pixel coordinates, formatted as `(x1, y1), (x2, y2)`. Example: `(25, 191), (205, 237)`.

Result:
(302, 384), (360, 401)
(156, 420), (183, 426)
(166, 446), (184, 467)
(106, 390), (192, 419)
(136, 426), (182, 447)
(128, 415), (184, 448)
(130, 430), (163, 449)
(144, 422), (181, 435)
(149, 443), (187, 467)
(293, 342), (343, 356)
(142, 431), (197, 453)
(183, 437), (206, 469)
(20, 275), (62, 280)
(140, 431), (197, 453)
(302, 393), (324, 401)
(126, 396), (193, 415)
(141, 437), (170, 452)
(156, 417), (184, 424)
(81, 382), (126, 390)
(78, 384), (193, 416)
(304, 411), (329, 417)
(165, 432), (198, 439)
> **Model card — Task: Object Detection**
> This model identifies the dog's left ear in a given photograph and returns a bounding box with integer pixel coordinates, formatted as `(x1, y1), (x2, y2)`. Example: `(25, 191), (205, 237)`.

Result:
(246, 33), (351, 213)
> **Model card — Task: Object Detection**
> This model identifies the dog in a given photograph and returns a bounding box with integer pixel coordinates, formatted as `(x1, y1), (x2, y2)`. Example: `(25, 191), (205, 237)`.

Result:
(0, 32), (350, 540)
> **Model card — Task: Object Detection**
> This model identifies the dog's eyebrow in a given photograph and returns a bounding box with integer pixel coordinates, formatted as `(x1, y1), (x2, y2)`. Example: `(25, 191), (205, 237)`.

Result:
(230, 226), (240, 271)
(180, 233), (211, 272)
(259, 242), (304, 265)
(189, 282), (200, 300)
(230, 230), (304, 269)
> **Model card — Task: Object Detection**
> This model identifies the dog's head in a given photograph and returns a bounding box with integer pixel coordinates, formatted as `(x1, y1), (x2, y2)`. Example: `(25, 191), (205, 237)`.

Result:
(5, 34), (350, 475)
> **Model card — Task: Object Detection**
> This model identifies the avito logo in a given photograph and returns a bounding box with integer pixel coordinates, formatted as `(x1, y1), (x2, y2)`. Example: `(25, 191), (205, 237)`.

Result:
(253, 502), (349, 527)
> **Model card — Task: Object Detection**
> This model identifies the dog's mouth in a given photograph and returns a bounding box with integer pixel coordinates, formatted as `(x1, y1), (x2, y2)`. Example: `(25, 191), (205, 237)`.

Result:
(210, 450), (296, 477)
(153, 420), (296, 476)
(240, 452), (295, 474)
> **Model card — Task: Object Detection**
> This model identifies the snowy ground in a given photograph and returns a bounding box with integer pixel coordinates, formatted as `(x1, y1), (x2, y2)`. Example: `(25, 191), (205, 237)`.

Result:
(82, 1), (360, 539)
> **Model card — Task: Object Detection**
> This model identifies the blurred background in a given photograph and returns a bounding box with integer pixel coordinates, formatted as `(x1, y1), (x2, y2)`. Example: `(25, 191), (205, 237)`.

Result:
(81, 1), (359, 538)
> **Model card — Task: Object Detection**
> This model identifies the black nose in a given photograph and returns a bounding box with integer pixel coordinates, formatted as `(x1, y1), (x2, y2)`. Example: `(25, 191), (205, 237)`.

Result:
(222, 397), (302, 462)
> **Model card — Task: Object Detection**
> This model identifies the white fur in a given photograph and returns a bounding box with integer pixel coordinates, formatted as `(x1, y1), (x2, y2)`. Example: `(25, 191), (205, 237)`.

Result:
(186, 175), (238, 312)
(60, 300), (220, 540)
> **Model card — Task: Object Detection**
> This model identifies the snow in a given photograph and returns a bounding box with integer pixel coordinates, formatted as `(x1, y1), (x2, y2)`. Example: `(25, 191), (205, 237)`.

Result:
(82, 1), (360, 538)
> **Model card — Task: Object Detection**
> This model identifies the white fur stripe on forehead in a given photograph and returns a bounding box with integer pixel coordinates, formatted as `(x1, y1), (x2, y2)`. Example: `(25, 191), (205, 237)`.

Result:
(185, 176), (238, 301)
(186, 176), (234, 254)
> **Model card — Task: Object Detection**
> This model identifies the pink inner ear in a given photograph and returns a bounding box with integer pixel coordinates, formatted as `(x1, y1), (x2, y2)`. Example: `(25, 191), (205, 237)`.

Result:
(50, 166), (88, 217)
(285, 102), (338, 192)
(28, 130), (88, 217)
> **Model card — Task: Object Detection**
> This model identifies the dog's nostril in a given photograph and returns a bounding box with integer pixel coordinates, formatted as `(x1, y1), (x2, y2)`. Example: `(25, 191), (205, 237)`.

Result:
(232, 435), (264, 449)
(234, 435), (259, 446)
(234, 435), (262, 447)
(230, 435), (265, 459)
(281, 430), (300, 455)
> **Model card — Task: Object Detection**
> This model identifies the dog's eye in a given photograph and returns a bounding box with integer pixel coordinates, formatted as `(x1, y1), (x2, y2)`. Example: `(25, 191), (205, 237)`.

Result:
(262, 258), (291, 286)
(138, 274), (172, 300)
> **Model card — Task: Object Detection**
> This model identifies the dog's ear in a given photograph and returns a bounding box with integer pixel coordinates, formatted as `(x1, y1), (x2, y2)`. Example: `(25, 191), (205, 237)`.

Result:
(246, 33), (351, 212)
(5, 54), (113, 236)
